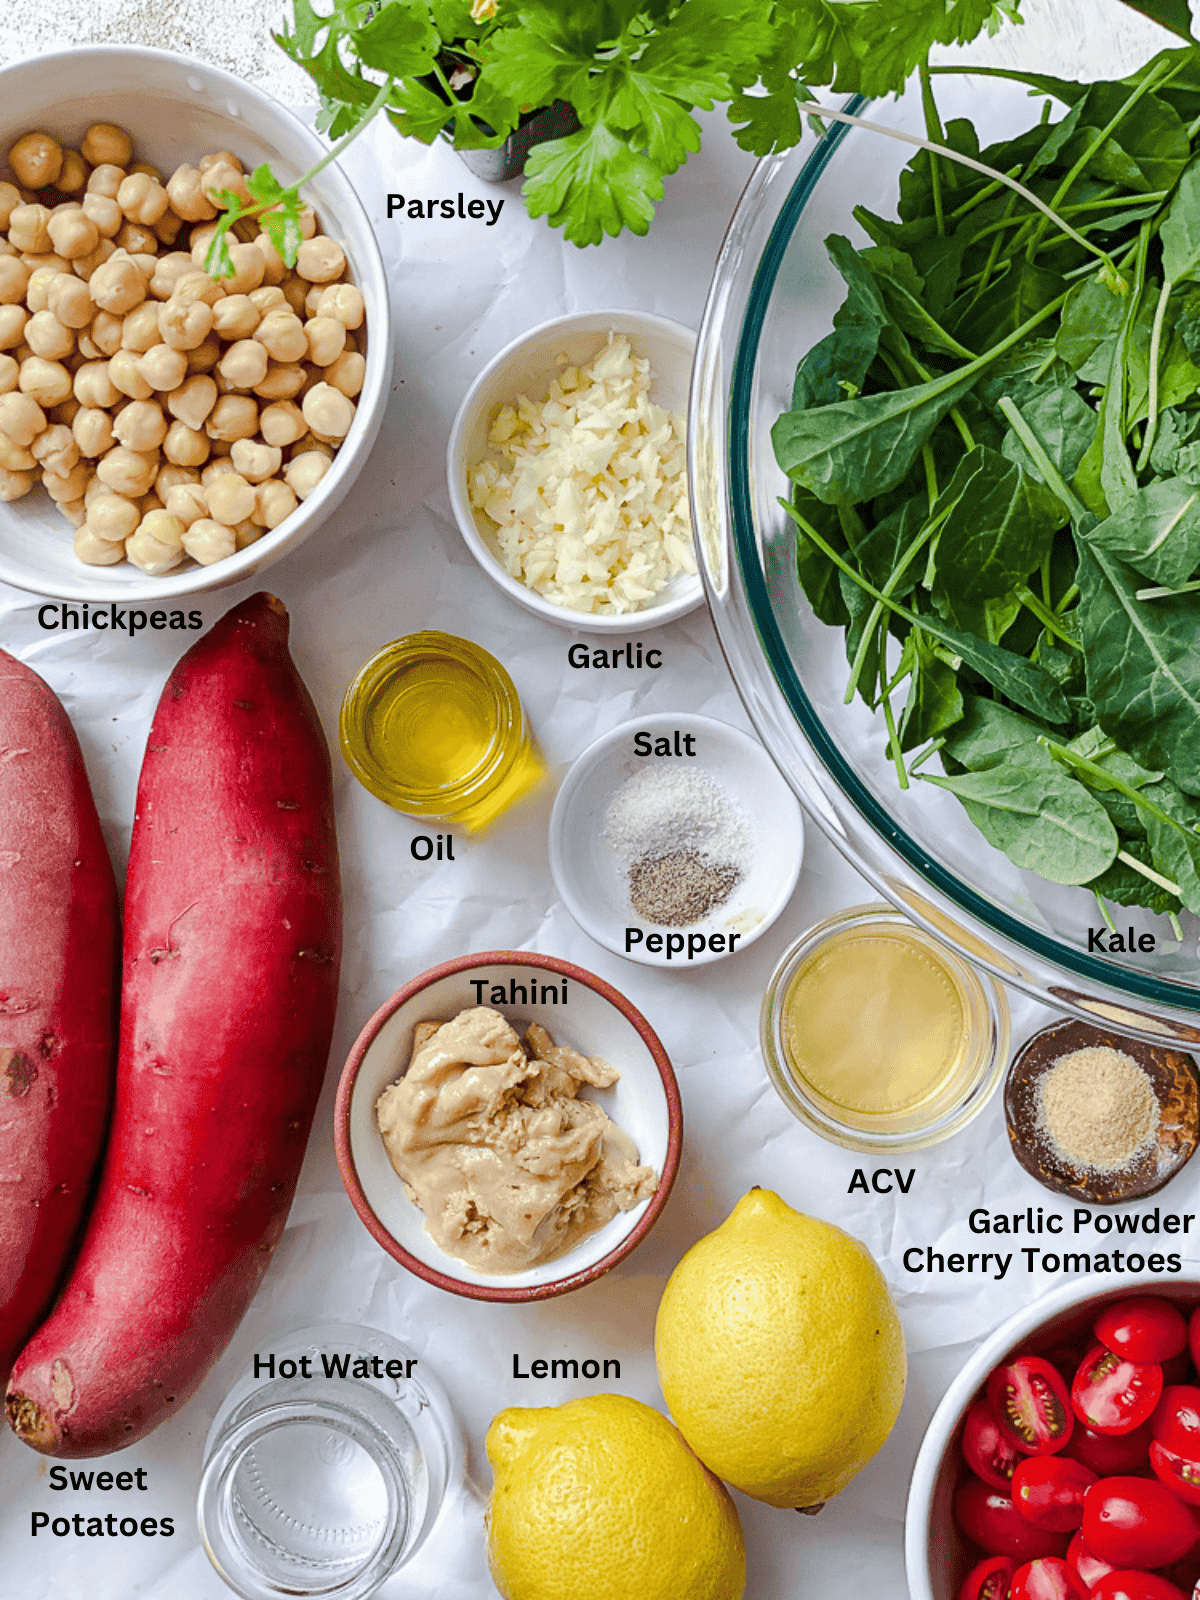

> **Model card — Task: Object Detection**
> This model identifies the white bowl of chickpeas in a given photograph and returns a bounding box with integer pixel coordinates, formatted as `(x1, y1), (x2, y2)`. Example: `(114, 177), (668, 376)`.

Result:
(0, 45), (391, 598)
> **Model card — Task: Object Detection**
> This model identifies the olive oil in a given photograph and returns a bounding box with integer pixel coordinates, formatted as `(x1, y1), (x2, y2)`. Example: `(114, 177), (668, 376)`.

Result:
(340, 633), (543, 830)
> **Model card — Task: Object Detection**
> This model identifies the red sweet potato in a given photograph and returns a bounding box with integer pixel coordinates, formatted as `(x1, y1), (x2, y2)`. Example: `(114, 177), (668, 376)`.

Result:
(6, 594), (341, 1456)
(0, 652), (119, 1382)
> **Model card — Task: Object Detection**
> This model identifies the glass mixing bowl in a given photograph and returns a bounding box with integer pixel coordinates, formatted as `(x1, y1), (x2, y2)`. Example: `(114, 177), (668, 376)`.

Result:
(692, 71), (1200, 1044)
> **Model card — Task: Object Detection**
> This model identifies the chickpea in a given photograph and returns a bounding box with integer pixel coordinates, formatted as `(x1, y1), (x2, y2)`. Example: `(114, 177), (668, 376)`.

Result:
(74, 524), (125, 564)
(58, 497), (87, 528)
(74, 360), (120, 408)
(89, 254), (145, 315)
(279, 274), (308, 315)
(81, 125), (133, 169)
(9, 132), (63, 191)
(9, 204), (52, 254)
(136, 508), (184, 551)
(73, 405), (114, 457)
(189, 224), (220, 270)
(217, 338), (268, 390)
(87, 487), (139, 541)
(56, 150), (88, 195)
(117, 223), (159, 256)
(303, 285), (324, 319)
(157, 370), (215, 429)
(112, 172), (164, 228)
(113, 398), (166, 452)
(173, 271), (223, 308)
(258, 399), (305, 449)
(164, 481), (208, 526)
(204, 470), (256, 525)
(0, 389), (45, 446)
(325, 349), (365, 400)
(0, 306), (26, 350)
(0, 462), (36, 500)
(135, 342), (187, 393)
(200, 161), (251, 208)
(155, 462), (197, 494)
(295, 235), (344, 284)
(108, 348), (153, 401)
(251, 231), (286, 286)
(47, 208), (100, 262)
(212, 294), (260, 342)
(154, 212), (183, 248)
(0, 183), (21, 230)
(284, 449), (331, 501)
(158, 296), (213, 352)
(254, 361), (305, 401)
(25, 266), (64, 314)
(46, 274), (93, 330)
(249, 285), (286, 315)
(181, 516), (236, 565)
(81, 191), (122, 239)
(0, 354), (16, 395)
(317, 282), (364, 330)
(186, 336), (220, 374)
(42, 462), (89, 506)
(253, 477), (298, 530)
(125, 524), (183, 574)
(128, 161), (162, 182)
(0, 434), (35, 471)
(304, 315), (345, 368)
(85, 163), (125, 200)
(229, 437), (281, 484)
(72, 238), (117, 282)
(256, 309), (307, 364)
(198, 150), (244, 176)
(223, 243), (265, 296)
(201, 457), (236, 486)
(25, 311), (73, 362)
(164, 162), (217, 224)
(120, 301), (162, 353)
(31, 423), (79, 477)
(96, 446), (157, 497)
(0, 257), (28, 307)
(206, 393), (258, 442)
(20, 356), (72, 407)
(50, 396), (80, 425)
(163, 419), (210, 467)
(150, 251), (193, 301)
(19, 251), (69, 276)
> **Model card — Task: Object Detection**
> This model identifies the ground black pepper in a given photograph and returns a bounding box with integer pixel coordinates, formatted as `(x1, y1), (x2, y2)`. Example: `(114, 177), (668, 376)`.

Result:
(628, 849), (742, 927)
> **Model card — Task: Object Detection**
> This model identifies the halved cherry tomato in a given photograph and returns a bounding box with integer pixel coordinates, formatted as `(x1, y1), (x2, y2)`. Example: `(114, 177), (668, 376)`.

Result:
(1069, 1419), (1156, 1476)
(966, 1399), (1026, 1490)
(1066, 1531), (1114, 1588)
(1155, 1388), (1200, 1459)
(1012, 1557), (1089, 1600)
(1150, 1441), (1200, 1507)
(989, 1358), (1076, 1456)
(1013, 1456), (1096, 1531)
(1072, 1346), (1163, 1437)
(957, 1556), (1019, 1600)
(955, 1475), (1071, 1560)
(1080, 1476), (1200, 1568)
(1090, 1575), (1188, 1600)
(1096, 1300), (1188, 1366)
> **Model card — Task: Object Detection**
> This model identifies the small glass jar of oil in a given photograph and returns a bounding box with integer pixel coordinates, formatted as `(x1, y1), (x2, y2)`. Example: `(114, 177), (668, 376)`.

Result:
(760, 905), (1010, 1151)
(339, 632), (544, 831)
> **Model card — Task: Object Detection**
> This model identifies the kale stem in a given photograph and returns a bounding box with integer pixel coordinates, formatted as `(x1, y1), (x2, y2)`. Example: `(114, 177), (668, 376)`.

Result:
(1017, 585), (1081, 650)
(1137, 577), (1200, 600)
(1170, 910), (1185, 940)
(909, 737), (946, 774)
(1040, 551), (1053, 609)
(881, 676), (910, 790)
(1056, 582), (1080, 615)
(1116, 848), (1182, 899)
(1040, 737), (1198, 847)
(922, 443), (939, 513)
(1094, 889), (1117, 933)
(843, 511), (948, 705)
(997, 395), (1091, 525)
(1136, 278), (1174, 472)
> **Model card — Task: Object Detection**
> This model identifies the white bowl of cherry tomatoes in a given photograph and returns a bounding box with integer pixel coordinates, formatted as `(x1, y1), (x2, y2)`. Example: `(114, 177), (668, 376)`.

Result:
(906, 1276), (1200, 1600)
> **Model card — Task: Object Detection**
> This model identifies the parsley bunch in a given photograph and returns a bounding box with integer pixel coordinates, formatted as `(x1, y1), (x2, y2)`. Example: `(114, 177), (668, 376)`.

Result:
(211, 0), (1196, 265)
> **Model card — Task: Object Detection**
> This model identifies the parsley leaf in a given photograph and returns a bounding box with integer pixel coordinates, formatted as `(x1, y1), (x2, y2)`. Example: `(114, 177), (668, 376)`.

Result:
(523, 123), (663, 246)
(355, 1), (440, 77)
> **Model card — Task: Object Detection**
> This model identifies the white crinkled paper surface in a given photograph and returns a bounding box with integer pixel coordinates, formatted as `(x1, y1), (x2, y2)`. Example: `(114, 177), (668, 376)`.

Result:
(0, 4), (1194, 1597)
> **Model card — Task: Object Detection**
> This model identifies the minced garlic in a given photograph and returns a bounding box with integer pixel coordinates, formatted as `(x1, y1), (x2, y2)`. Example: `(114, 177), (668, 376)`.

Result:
(468, 334), (695, 615)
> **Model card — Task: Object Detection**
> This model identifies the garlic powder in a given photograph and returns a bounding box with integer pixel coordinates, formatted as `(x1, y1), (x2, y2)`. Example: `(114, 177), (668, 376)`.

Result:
(468, 334), (695, 615)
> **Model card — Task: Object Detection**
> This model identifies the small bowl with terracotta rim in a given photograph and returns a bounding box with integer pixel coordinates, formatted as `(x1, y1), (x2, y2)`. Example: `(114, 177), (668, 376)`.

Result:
(334, 951), (682, 1302)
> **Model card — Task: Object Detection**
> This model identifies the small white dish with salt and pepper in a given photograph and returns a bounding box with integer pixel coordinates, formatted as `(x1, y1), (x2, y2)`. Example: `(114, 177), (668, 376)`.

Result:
(549, 713), (804, 968)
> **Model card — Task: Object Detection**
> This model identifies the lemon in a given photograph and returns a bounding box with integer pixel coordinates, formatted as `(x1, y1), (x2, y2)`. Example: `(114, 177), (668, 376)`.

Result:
(654, 1187), (906, 1509)
(485, 1394), (746, 1600)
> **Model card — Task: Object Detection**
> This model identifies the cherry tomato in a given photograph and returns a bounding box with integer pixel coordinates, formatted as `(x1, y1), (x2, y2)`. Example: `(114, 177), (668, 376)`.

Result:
(966, 1400), (1026, 1491)
(1096, 1300), (1188, 1366)
(1081, 1476), (1200, 1568)
(1013, 1456), (1097, 1531)
(1072, 1346), (1163, 1437)
(989, 1358), (1076, 1456)
(957, 1556), (1019, 1600)
(1069, 1419), (1156, 1476)
(956, 1475), (1071, 1560)
(1090, 1576), (1188, 1600)
(1187, 1307), (1200, 1379)
(1066, 1531), (1114, 1588)
(1151, 1441), (1200, 1507)
(1011, 1558), (1089, 1600)
(1155, 1389), (1200, 1459)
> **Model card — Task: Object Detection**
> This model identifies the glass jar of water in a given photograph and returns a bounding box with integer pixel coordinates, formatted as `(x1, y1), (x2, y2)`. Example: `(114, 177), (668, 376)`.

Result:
(198, 1323), (459, 1599)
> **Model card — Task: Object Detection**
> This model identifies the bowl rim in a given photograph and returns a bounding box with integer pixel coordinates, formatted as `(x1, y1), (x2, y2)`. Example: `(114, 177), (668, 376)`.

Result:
(0, 43), (393, 603)
(903, 1270), (1200, 1600)
(333, 949), (684, 1301)
(445, 308), (705, 634)
(547, 709), (805, 966)
(692, 81), (1200, 1035)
